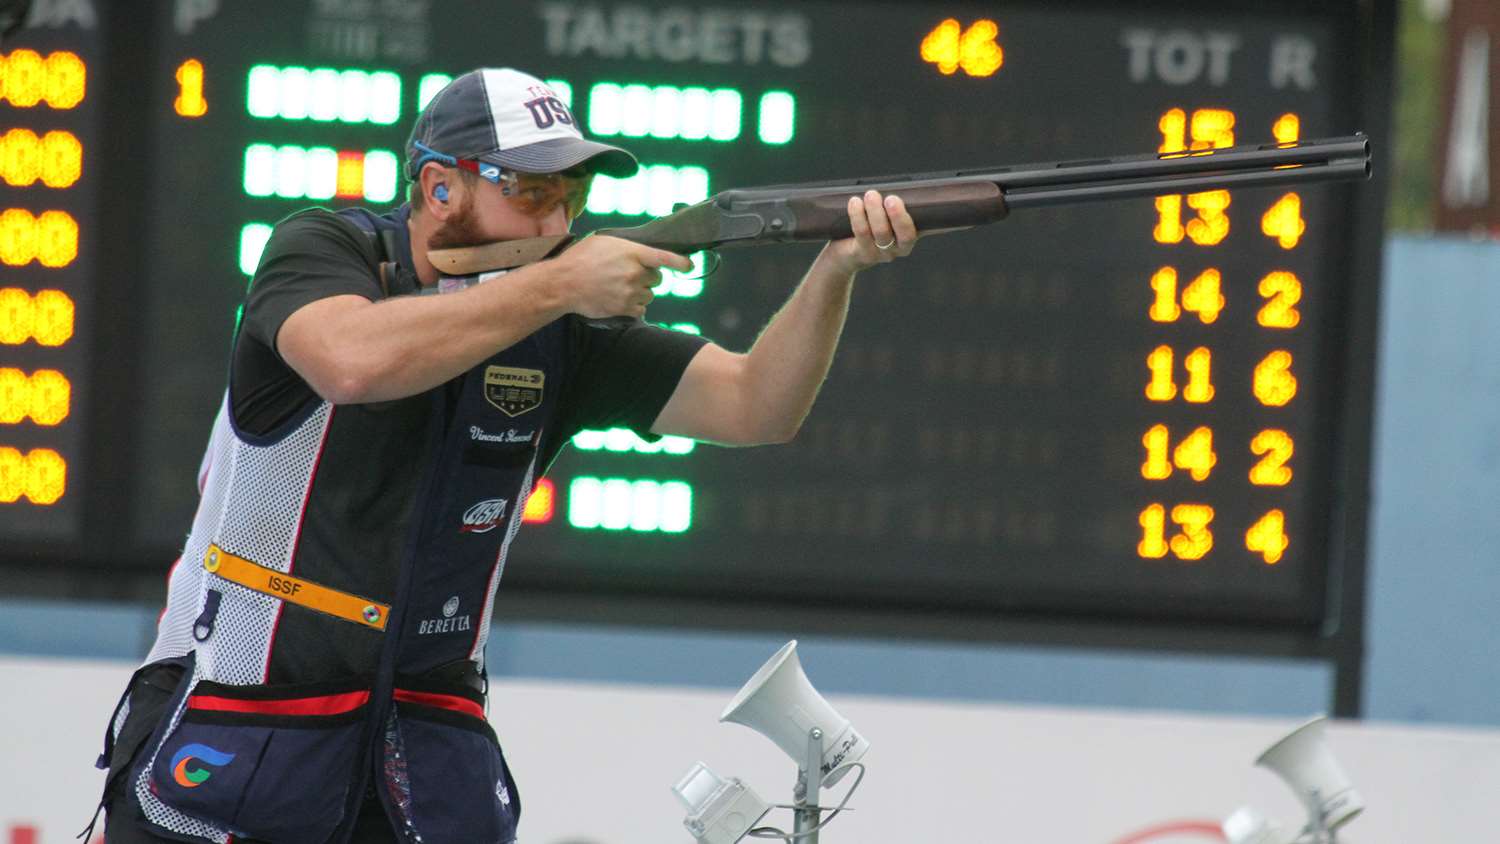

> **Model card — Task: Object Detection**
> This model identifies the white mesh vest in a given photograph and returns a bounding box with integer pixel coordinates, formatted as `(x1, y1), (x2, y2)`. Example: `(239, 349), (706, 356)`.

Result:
(144, 395), (336, 681)
(120, 264), (566, 843)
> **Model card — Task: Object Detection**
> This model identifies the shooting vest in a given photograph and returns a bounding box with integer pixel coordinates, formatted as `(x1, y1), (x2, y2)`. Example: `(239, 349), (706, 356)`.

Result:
(95, 205), (562, 844)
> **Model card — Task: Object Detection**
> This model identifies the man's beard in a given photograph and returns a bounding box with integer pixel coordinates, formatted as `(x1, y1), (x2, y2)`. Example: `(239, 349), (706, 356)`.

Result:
(425, 193), (489, 251)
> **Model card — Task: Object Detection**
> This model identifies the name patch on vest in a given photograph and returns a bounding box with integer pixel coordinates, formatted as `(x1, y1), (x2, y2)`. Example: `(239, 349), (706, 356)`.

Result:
(484, 366), (545, 417)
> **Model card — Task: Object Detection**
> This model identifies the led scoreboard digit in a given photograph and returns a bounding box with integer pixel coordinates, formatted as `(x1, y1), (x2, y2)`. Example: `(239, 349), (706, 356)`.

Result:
(0, 24), (96, 542)
(6, 0), (1385, 645)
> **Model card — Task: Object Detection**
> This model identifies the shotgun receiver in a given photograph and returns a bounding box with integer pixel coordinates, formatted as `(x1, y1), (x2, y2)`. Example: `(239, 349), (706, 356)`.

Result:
(428, 134), (1371, 276)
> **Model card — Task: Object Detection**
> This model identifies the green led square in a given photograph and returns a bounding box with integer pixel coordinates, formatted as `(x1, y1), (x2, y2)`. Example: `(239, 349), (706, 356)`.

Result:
(588, 82), (623, 136)
(364, 150), (399, 202)
(246, 65), (280, 118)
(418, 74), (452, 111)
(243, 144), (276, 196)
(709, 89), (742, 141)
(239, 223), (274, 276)
(758, 91), (796, 144)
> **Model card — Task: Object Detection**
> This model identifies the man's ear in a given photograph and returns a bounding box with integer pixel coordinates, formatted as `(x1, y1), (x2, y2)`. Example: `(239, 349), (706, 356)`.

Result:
(419, 163), (452, 216)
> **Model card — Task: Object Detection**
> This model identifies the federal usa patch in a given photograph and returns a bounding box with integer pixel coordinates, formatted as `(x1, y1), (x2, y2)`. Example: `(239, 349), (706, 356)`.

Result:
(484, 366), (545, 416)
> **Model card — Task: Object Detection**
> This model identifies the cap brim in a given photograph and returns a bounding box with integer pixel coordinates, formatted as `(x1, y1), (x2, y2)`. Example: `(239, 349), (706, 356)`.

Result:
(478, 138), (639, 178)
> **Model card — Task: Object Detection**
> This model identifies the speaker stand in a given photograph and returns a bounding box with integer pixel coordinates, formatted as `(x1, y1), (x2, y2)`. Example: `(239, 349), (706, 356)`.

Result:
(1296, 797), (1344, 839)
(1295, 791), (1339, 844)
(791, 727), (826, 843)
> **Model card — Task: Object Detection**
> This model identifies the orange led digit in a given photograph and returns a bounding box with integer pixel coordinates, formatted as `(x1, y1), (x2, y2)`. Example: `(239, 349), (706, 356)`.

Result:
(28, 370), (70, 426)
(1262, 193), (1305, 249)
(1137, 503), (1169, 558)
(1183, 347), (1214, 403)
(1141, 425), (1172, 479)
(1169, 504), (1214, 560)
(1149, 267), (1181, 322)
(0, 288), (32, 345)
(956, 20), (1004, 77)
(0, 447), (23, 502)
(1145, 345), (1176, 401)
(36, 210), (79, 268)
(43, 51), (87, 109)
(0, 369), (26, 424)
(1172, 426), (1216, 481)
(1188, 109), (1235, 150)
(31, 289), (75, 346)
(175, 59), (208, 117)
(1158, 108), (1188, 154)
(1185, 189), (1230, 245)
(41, 131), (83, 188)
(23, 447), (66, 504)
(921, 19), (965, 75)
(0, 209), (36, 266)
(1153, 195), (1186, 243)
(1257, 272), (1302, 328)
(1253, 350), (1297, 407)
(0, 50), (46, 107)
(1249, 429), (1294, 486)
(1181, 269), (1224, 323)
(1272, 113), (1301, 144)
(1, 129), (42, 186)
(1246, 510), (1290, 564)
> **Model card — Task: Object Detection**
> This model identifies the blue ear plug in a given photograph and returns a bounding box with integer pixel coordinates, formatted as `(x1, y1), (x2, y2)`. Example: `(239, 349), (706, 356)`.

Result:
(434, 184), (449, 202)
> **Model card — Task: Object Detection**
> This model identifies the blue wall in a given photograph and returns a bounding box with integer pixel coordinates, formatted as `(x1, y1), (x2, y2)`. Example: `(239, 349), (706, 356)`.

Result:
(2, 235), (1494, 726)
(1362, 235), (1500, 726)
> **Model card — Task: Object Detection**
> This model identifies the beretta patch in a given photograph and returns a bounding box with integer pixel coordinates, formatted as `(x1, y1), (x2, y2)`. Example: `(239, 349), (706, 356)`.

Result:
(484, 366), (545, 416)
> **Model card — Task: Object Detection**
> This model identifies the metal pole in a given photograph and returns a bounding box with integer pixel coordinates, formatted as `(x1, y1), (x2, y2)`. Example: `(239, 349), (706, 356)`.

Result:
(791, 728), (825, 843)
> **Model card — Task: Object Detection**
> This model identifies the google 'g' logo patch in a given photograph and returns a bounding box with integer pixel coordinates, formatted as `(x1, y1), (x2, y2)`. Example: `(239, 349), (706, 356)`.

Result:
(170, 743), (237, 788)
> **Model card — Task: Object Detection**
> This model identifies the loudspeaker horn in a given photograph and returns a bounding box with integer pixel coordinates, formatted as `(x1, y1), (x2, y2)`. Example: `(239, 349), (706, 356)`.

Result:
(1255, 716), (1364, 830)
(720, 640), (869, 787)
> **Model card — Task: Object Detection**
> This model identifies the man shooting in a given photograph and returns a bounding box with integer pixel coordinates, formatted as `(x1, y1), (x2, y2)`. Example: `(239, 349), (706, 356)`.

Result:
(92, 67), (918, 844)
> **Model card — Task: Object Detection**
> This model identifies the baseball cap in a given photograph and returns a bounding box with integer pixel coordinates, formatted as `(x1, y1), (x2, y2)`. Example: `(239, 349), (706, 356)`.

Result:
(404, 68), (638, 181)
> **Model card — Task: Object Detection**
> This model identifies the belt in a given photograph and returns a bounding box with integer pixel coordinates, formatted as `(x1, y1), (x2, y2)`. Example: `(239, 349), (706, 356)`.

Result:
(203, 543), (390, 631)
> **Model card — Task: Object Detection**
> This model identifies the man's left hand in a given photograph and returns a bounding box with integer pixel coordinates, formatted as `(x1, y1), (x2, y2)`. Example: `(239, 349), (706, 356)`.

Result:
(821, 189), (920, 275)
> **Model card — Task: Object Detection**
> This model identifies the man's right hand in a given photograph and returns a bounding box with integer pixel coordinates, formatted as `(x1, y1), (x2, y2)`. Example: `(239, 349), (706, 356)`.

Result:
(549, 235), (694, 319)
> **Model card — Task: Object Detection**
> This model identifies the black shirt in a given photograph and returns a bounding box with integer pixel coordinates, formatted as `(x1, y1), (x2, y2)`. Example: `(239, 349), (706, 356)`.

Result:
(231, 207), (708, 471)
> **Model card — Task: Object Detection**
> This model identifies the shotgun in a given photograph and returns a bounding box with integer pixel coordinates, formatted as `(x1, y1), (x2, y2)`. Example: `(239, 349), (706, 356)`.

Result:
(427, 134), (1371, 276)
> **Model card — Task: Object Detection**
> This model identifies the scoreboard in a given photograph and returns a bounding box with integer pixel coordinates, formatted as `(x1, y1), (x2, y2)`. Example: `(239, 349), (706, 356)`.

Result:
(0, 1), (1390, 653)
